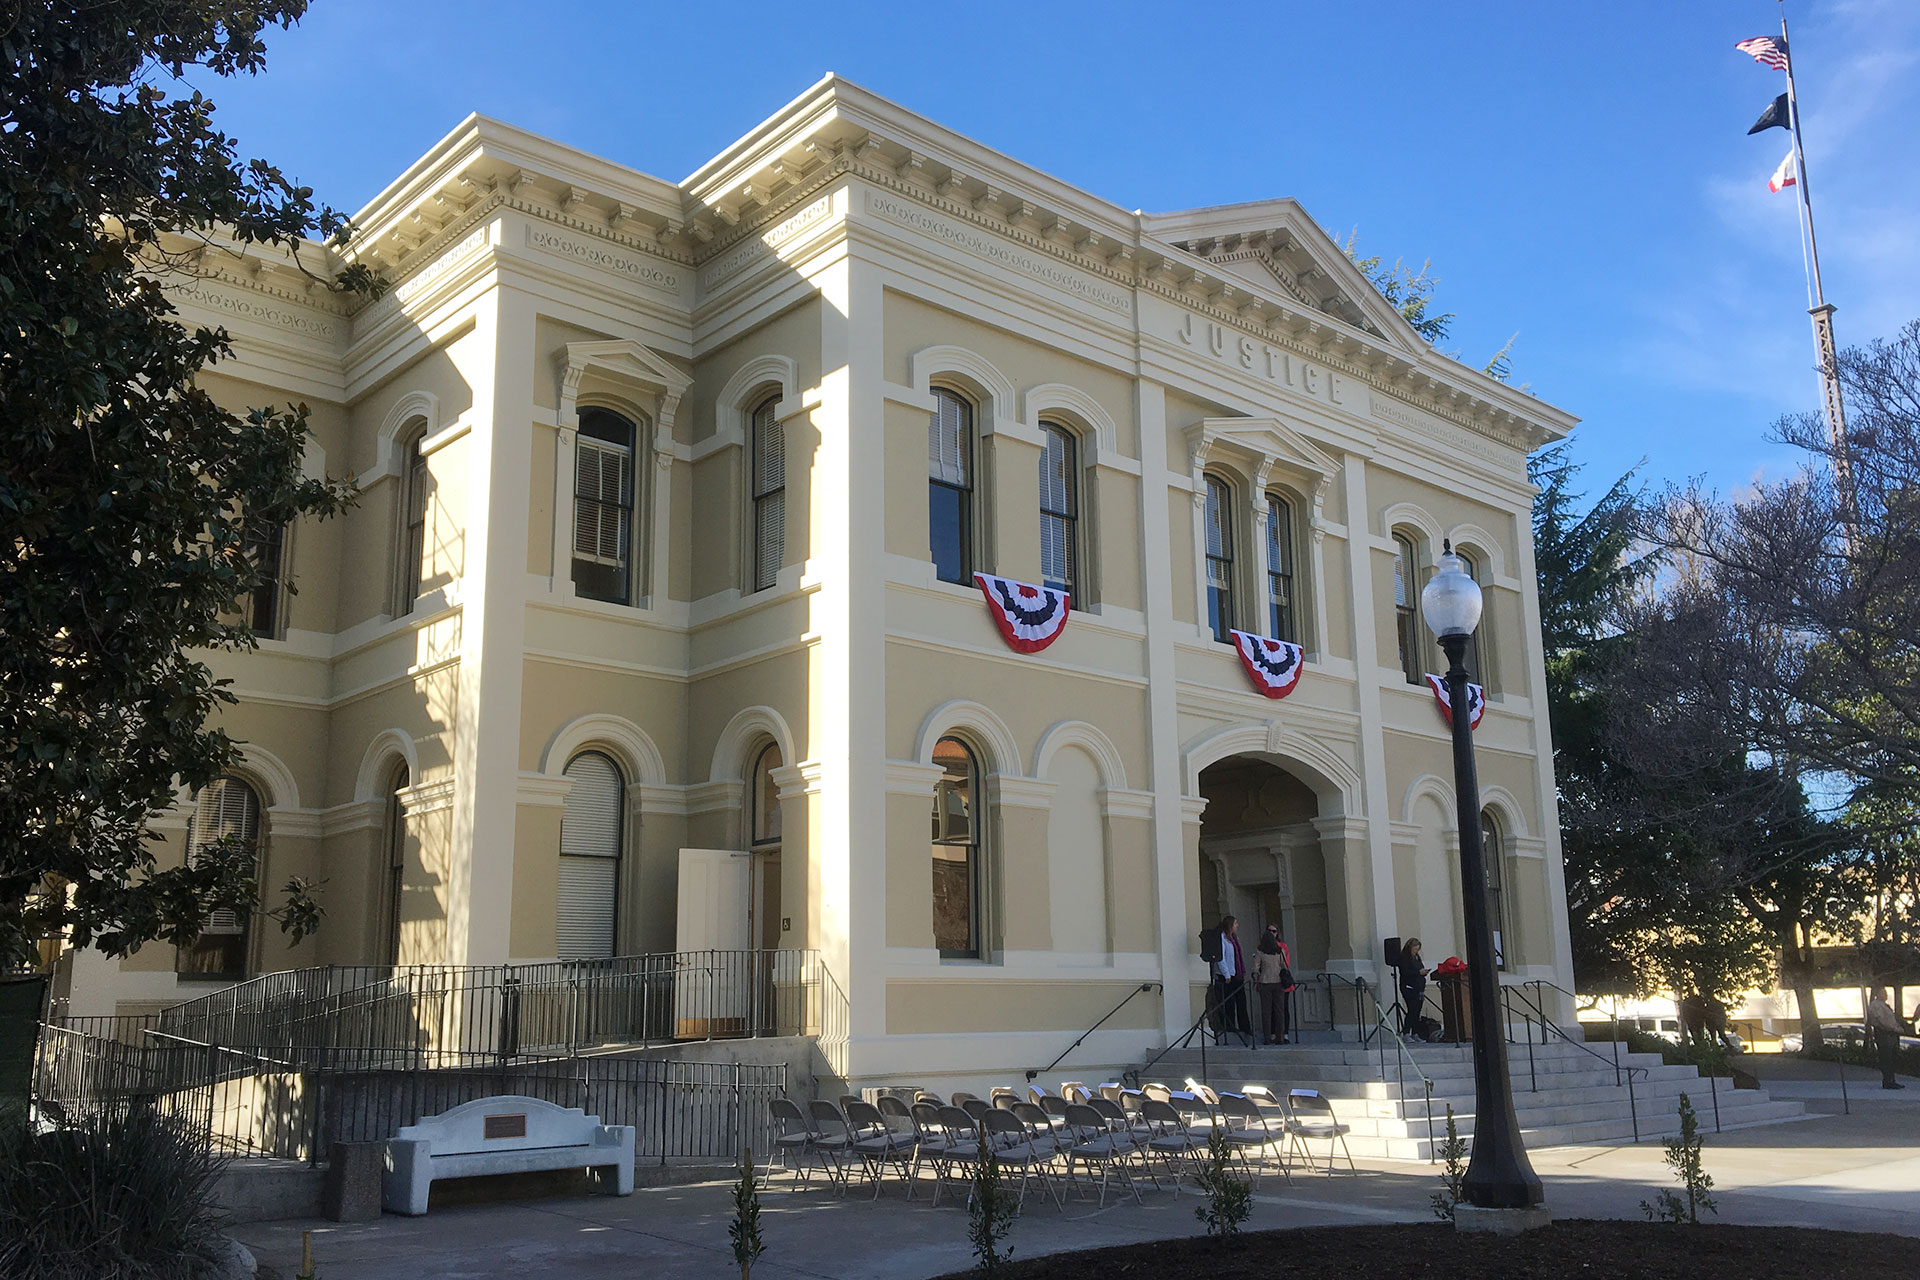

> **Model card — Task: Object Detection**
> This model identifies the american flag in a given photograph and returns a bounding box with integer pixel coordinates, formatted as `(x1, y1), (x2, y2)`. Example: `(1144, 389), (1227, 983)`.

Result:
(1736, 36), (1790, 71)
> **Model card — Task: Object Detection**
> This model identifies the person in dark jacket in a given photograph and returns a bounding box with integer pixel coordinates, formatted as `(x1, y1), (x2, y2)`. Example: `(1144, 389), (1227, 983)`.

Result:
(1253, 924), (1294, 1045)
(1395, 938), (1429, 1037)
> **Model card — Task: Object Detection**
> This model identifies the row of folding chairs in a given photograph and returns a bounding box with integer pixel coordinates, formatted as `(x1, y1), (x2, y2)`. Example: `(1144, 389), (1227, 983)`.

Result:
(767, 1080), (1349, 1211)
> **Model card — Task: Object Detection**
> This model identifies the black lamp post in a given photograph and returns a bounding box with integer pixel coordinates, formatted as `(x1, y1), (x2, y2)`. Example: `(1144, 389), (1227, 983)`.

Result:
(1420, 540), (1543, 1210)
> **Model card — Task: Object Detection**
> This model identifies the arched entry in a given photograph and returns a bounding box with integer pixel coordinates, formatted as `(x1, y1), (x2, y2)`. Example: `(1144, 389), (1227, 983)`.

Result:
(1196, 757), (1332, 974)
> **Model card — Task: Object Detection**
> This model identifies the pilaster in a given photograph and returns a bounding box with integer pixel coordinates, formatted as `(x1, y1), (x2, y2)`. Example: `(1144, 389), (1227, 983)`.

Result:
(1136, 378), (1193, 1038)
(446, 287), (535, 966)
(1339, 452), (1395, 987)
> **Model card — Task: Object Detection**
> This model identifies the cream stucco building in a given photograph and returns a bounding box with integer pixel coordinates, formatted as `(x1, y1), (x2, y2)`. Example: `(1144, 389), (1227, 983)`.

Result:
(62, 75), (1579, 1092)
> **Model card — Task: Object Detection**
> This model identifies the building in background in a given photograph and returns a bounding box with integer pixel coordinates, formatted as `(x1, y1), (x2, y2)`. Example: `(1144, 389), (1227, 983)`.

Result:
(53, 76), (1577, 1093)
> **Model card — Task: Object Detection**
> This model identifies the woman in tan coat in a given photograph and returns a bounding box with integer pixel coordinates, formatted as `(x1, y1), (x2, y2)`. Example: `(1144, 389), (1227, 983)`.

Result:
(1252, 924), (1294, 1045)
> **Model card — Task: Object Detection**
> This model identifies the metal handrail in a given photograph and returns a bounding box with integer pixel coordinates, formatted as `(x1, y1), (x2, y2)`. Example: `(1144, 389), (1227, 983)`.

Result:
(1125, 983), (1255, 1088)
(1346, 977), (1437, 1160)
(1505, 983), (1656, 1142)
(1028, 982), (1160, 1082)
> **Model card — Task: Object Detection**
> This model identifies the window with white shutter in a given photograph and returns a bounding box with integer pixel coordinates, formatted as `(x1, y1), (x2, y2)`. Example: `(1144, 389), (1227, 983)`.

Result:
(572, 409), (638, 605)
(175, 775), (262, 979)
(558, 751), (624, 961)
(750, 396), (785, 592)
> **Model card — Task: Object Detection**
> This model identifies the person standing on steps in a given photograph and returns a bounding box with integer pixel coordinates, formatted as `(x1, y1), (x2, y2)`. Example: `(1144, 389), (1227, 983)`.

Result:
(1866, 986), (1906, 1090)
(1206, 914), (1251, 1046)
(1254, 924), (1294, 1045)
(1395, 938), (1430, 1038)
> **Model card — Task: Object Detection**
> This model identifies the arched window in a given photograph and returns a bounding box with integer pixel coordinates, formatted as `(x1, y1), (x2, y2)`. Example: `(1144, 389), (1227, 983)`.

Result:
(1038, 422), (1079, 601)
(1265, 493), (1296, 643)
(382, 763), (410, 966)
(1481, 808), (1508, 970)
(1392, 531), (1422, 684)
(750, 395), (785, 593)
(399, 426), (429, 615)
(1457, 550), (1486, 690)
(928, 388), (974, 585)
(930, 736), (981, 957)
(1204, 475), (1235, 643)
(558, 751), (624, 961)
(752, 743), (783, 846)
(245, 518), (288, 639)
(176, 775), (263, 979)
(572, 408), (638, 605)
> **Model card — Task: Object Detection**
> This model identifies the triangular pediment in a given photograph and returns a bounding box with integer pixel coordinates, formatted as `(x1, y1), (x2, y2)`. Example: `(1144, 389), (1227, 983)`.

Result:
(1187, 416), (1339, 494)
(1142, 200), (1429, 357)
(558, 339), (692, 398)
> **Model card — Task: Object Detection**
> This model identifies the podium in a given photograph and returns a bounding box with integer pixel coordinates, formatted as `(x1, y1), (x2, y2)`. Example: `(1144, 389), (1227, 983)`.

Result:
(1438, 972), (1472, 1044)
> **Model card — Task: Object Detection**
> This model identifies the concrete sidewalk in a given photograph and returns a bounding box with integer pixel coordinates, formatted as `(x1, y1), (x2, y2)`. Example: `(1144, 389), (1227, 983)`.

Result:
(236, 1096), (1920, 1279)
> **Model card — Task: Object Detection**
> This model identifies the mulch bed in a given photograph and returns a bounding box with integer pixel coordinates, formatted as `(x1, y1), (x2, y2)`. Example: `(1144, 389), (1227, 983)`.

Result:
(935, 1221), (1914, 1279)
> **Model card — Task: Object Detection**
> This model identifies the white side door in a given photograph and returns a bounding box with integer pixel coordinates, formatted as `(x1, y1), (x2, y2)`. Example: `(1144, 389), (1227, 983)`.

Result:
(674, 848), (752, 1035)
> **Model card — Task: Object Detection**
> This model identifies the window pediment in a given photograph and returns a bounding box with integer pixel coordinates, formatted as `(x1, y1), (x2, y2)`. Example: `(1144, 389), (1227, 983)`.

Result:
(556, 339), (691, 434)
(1185, 416), (1337, 499)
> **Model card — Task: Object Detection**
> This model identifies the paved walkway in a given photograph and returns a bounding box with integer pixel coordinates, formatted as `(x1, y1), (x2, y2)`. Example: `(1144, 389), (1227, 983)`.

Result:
(237, 1093), (1920, 1279)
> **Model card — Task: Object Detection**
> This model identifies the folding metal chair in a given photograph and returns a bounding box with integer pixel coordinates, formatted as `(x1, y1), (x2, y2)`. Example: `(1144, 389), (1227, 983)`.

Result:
(982, 1108), (1064, 1211)
(1217, 1092), (1290, 1185)
(806, 1098), (857, 1190)
(1285, 1088), (1356, 1172)
(847, 1098), (915, 1198)
(1060, 1103), (1142, 1207)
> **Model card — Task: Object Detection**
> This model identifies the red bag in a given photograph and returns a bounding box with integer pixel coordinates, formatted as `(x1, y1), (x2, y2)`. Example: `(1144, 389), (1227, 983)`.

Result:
(1434, 956), (1468, 977)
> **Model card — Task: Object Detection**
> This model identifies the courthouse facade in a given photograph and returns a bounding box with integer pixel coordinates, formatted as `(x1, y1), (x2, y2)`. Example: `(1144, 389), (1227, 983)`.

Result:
(62, 76), (1578, 1089)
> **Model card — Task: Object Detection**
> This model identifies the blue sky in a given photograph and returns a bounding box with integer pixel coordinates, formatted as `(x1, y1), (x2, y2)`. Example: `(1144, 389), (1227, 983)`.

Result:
(197, 0), (1919, 500)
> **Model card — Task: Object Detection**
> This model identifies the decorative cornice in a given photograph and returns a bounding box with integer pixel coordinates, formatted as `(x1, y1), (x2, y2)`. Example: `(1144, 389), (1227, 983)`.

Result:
(1099, 787), (1157, 820)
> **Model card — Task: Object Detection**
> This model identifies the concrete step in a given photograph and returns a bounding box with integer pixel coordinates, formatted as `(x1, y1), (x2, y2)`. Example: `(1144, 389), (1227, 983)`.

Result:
(1329, 1099), (1808, 1162)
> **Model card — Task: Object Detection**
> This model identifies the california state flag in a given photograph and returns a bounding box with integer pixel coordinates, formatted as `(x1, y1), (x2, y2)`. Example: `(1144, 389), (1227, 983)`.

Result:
(1768, 149), (1797, 193)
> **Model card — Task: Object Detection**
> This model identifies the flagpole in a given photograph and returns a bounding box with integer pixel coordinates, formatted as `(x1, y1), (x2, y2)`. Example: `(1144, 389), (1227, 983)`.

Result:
(1779, 2), (1857, 532)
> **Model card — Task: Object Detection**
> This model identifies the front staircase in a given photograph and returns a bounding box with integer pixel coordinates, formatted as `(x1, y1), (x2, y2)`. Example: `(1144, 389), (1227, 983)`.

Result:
(1141, 1038), (1806, 1160)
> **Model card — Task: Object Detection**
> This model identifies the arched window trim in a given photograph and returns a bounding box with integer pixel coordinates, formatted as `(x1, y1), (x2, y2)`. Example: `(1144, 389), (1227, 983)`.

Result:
(396, 422), (430, 617)
(176, 774), (265, 980)
(558, 749), (626, 962)
(748, 392), (786, 594)
(930, 734), (985, 959)
(928, 385), (977, 586)
(1203, 471), (1239, 643)
(1264, 488), (1300, 644)
(1037, 419), (1081, 604)
(1391, 528), (1425, 684)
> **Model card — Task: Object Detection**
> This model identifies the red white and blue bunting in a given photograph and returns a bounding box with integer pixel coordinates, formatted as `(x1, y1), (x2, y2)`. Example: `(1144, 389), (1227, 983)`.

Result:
(1230, 630), (1306, 700)
(1425, 674), (1486, 730)
(973, 573), (1070, 653)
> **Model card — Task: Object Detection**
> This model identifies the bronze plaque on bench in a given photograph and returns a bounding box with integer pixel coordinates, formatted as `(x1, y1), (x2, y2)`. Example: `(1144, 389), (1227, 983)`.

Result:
(483, 1113), (527, 1140)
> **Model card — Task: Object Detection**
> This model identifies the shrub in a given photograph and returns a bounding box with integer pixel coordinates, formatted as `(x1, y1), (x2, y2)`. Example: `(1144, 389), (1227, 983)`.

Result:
(968, 1135), (1017, 1276)
(729, 1147), (765, 1280)
(0, 1105), (228, 1279)
(1430, 1105), (1469, 1222)
(1192, 1128), (1252, 1242)
(1641, 1092), (1717, 1224)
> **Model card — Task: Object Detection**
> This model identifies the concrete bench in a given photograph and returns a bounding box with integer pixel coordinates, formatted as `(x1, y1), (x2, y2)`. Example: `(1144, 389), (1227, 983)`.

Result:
(383, 1095), (635, 1215)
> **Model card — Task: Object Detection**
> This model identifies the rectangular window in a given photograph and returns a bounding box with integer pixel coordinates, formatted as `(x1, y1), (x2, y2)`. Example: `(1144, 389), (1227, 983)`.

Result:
(1204, 476), (1235, 642)
(176, 777), (260, 980)
(1039, 424), (1078, 601)
(1393, 533), (1421, 683)
(929, 389), (974, 585)
(243, 520), (286, 639)
(573, 437), (634, 605)
(1266, 495), (1294, 643)
(751, 399), (786, 593)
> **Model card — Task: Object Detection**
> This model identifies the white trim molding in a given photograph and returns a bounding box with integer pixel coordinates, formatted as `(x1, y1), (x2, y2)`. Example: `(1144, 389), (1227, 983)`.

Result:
(1031, 719), (1131, 790)
(914, 698), (1026, 777)
(541, 712), (669, 788)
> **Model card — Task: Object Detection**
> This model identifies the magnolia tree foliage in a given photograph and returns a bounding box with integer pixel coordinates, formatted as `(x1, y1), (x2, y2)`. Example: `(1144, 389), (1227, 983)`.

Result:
(0, 3), (371, 969)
